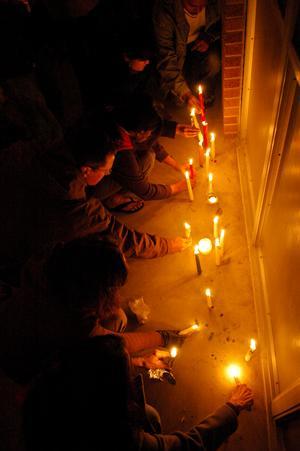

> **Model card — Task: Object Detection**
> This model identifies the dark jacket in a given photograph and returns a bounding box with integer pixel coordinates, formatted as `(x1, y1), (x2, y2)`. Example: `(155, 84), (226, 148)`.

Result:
(0, 141), (170, 283)
(153, 0), (220, 99)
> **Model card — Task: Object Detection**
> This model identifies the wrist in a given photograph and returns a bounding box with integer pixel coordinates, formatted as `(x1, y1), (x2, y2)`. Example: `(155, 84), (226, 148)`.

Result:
(226, 402), (241, 416)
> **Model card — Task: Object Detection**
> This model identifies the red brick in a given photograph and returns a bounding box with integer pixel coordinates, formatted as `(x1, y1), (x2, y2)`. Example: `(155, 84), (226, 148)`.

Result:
(223, 78), (241, 88)
(223, 97), (240, 108)
(224, 55), (242, 67)
(223, 87), (241, 97)
(224, 43), (243, 56)
(224, 124), (239, 134)
(223, 106), (240, 116)
(224, 17), (244, 32)
(224, 116), (238, 124)
(223, 31), (243, 44)
(224, 4), (245, 17)
(223, 66), (241, 78)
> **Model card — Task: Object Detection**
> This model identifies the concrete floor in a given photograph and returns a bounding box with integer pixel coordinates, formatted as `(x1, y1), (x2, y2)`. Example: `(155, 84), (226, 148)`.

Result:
(119, 101), (268, 450)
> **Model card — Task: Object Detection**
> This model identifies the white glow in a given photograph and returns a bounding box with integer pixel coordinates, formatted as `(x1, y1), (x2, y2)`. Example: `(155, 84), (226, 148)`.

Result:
(198, 238), (212, 255)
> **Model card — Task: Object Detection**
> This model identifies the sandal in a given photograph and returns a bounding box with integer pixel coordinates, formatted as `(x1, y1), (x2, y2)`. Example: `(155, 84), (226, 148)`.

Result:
(107, 197), (144, 214)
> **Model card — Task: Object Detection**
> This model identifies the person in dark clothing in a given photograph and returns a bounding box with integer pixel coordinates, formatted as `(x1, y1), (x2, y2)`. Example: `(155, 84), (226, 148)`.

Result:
(0, 116), (191, 286)
(23, 335), (254, 451)
(94, 95), (199, 212)
(0, 236), (185, 384)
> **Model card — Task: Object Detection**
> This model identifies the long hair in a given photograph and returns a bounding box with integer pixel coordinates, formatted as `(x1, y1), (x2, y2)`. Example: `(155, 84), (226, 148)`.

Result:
(23, 336), (140, 451)
(46, 235), (128, 320)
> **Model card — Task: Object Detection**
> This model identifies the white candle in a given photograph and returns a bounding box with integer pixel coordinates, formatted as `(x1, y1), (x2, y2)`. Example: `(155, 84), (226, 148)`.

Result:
(215, 238), (221, 266)
(220, 229), (225, 257)
(184, 222), (191, 238)
(245, 339), (257, 362)
(198, 238), (212, 255)
(179, 323), (200, 336)
(210, 132), (216, 159)
(205, 148), (210, 175)
(190, 108), (196, 127)
(208, 172), (213, 193)
(213, 216), (219, 239)
(185, 170), (194, 201)
(205, 288), (213, 309)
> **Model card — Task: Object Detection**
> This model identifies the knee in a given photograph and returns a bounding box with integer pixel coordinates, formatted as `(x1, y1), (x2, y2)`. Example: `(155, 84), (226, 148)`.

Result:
(145, 403), (162, 434)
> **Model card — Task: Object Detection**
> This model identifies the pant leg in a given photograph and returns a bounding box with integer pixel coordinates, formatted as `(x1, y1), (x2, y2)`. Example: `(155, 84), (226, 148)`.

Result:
(88, 176), (122, 201)
(135, 150), (156, 178)
(144, 403), (162, 434)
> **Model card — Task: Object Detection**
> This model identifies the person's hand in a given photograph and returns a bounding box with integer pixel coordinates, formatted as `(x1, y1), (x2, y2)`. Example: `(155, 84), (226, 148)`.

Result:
(191, 39), (209, 53)
(132, 350), (171, 370)
(156, 330), (186, 348)
(186, 93), (202, 114)
(168, 236), (192, 253)
(228, 384), (254, 413)
(176, 123), (200, 138)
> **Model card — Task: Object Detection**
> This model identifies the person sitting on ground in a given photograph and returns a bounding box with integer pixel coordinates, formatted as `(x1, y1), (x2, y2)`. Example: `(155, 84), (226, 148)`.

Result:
(153, 0), (221, 111)
(23, 335), (254, 451)
(0, 235), (185, 384)
(94, 95), (199, 213)
(0, 115), (190, 286)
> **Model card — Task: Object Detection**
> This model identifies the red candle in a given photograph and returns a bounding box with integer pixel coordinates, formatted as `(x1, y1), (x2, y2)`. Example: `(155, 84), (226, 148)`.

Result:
(189, 158), (195, 178)
(202, 121), (209, 148)
(198, 85), (206, 122)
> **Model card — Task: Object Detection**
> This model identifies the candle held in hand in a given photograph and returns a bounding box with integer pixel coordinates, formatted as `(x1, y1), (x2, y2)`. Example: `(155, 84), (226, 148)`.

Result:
(184, 222), (191, 239)
(205, 288), (213, 309)
(227, 364), (241, 385)
(179, 323), (200, 336)
(194, 244), (202, 275)
(185, 171), (194, 201)
(198, 85), (205, 122)
(245, 339), (257, 362)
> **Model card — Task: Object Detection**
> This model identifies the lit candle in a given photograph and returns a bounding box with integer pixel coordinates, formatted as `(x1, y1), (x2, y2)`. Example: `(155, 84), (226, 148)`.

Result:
(194, 244), (202, 275)
(190, 107), (200, 130)
(170, 347), (178, 358)
(213, 216), (219, 238)
(205, 148), (210, 175)
(179, 323), (200, 336)
(210, 132), (216, 159)
(215, 238), (221, 266)
(198, 140), (204, 166)
(205, 288), (213, 309)
(198, 238), (212, 255)
(227, 364), (241, 385)
(220, 229), (225, 257)
(208, 193), (218, 204)
(198, 85), (206, 122)
(245, 339), (257, 362)
(189, 158), (195, 178)
(185, 170), (194, 201)
(184, 222), (191, 239)
(208, 172), (213, 193)
(202, 121), (209, 148)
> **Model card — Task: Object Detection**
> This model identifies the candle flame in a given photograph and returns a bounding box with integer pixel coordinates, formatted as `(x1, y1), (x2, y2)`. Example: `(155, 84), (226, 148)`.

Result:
(208, 173), (213, 182)
(208, 195), (218, 204)
(215, 238), (220, 247)
(205, 288), (211, 297)
(202, 121), (208, 126)
(227, 364), (241, 380)
(205, 148), (210, 157)
(250, 339), (257, 352)
(184, 222), (191, 230)
(189, 158), (193, 165)
(190, 107), (195, 116)
(170, 347), (178, 358)
(213, 215), (219, 224)
(198, 238), (212, 254)
(192, 323), (200, 331)
(194, 244), (200, 255)
(198, 85), (203, 94)
(220, 229), (225, 239)
(185, 170), (190, 180)
(210, 132), (215, 142)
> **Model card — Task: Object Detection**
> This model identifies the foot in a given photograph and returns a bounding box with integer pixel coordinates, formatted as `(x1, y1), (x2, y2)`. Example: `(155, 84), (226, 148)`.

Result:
(105, 194), (144, 213)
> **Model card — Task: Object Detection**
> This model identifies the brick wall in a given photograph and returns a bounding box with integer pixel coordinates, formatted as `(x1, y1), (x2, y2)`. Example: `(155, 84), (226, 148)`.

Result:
(222, 0), (247, 136)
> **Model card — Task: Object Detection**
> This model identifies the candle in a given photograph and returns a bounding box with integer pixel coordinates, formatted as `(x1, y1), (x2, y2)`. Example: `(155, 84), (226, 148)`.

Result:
(194, 244), (202, 275)
(198, 85), (206, 122)
(185, 171), (194, 201)
(189, 158), (195, 178)
(190, 108), (196, 127)
(198, 140), (204, 166)
(184, 222), (191, 238)
(170, 347), (178, 358)
(202, 121), (209, 148)
(220, 229), (225, 257)
(215, 238), (221, 266)
(208, 172), (213, 193)
(208, 193), (218, 204)
(205, 148), (210, 175)
(210, 132), (216, 159)
(245, 339), (257, 362)
(227, 364), (241, 385)
(179, 323), (200, 336)
(213, 216), (219, 238)
(205, 288), (213, 309)
(198, 238), (212, 255)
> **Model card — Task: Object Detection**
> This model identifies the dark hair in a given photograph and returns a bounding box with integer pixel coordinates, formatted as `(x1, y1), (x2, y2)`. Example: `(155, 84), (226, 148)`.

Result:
(113, 94), (161, 133)
(23, 335), (139, 451)
(46, 235), (128, 320)
(66, 114), (121, 168)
